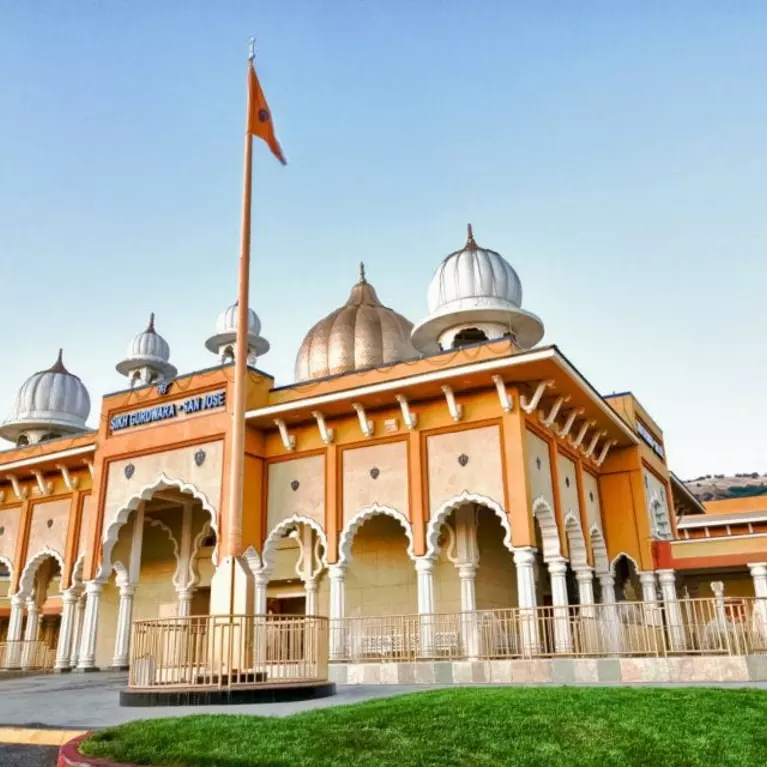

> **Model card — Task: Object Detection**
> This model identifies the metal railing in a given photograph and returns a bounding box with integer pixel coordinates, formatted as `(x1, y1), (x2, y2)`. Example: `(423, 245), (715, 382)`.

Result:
(0, 640), (56, 671)
(128, 614), (329, 690)
(330, 597), (767, 662)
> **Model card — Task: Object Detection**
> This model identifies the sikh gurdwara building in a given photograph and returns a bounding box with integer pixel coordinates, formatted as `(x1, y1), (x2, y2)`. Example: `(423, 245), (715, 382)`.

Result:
(0, 225), (764, 682)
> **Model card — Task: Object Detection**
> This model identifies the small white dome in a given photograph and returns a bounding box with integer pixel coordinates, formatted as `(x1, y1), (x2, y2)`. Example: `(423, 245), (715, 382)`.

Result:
(116, 313), (177, 382)
(427, 224), (523, 315)
(205, 301), (269, 362)
(411, 225), (544, 354)
(216, 302), (261, 337)
(0, 350), (91, 443)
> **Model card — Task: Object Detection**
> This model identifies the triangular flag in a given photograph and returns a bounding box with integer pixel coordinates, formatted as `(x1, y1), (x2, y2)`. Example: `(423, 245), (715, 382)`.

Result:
(247, 62), (286, 165)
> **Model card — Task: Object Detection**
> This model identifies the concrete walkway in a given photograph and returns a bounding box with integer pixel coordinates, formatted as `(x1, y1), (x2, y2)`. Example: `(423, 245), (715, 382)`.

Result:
(0, 672), (766, 730)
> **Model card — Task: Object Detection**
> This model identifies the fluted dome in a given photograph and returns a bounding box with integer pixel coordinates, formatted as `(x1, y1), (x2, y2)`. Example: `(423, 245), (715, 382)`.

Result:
(116, 313), (177, 383)
(0, 350), (91, 444)
(205, 301), (269, 363)
(412, 225), (544, 354)
(295, 264), (418, 381)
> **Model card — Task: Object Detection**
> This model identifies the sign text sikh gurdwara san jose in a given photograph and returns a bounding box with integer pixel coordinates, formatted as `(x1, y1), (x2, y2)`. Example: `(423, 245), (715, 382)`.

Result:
(110, 391), (226, 432)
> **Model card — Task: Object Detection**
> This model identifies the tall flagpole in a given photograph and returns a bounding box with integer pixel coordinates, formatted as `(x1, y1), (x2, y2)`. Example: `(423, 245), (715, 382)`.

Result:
(227, 38), (256, 616)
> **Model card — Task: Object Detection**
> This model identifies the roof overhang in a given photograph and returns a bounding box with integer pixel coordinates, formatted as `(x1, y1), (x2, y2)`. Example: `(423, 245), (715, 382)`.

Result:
(670, 472), (706, 515)
(246, 345), (638, 445)
(0, 443), (96, 474)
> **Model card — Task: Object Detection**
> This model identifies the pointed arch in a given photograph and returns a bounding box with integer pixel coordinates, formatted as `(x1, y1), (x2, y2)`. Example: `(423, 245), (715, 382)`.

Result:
(339, 504), (414, 565)
(531, 496), (562, 562)
(564, 511), (588, 571)
(426, 491), (513, 557)
(610, 551), (641, 577)
(17, 546), (65, 600)
(0, 554), (13, 579)
(589, 526), (609, 575)
(262, 515), (328, 573)
(99, 472), (218, 582)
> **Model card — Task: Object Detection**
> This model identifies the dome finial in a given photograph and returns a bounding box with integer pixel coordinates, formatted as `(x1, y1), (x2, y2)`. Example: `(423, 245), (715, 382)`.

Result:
(51, 348), (66, 374)
(147, 312), (156, 333)
(466, 223), (476, 248)
(359, 262), (366, 283)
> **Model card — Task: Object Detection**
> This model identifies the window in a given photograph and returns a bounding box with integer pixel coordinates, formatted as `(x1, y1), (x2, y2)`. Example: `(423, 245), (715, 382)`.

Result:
(452, 328), (488, 348)
(16, 435), (29, 447)
(40, 433), (60, 442)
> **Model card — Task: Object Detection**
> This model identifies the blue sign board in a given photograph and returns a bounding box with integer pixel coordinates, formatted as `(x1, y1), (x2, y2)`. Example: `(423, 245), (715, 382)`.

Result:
(111, 391), (226, 432)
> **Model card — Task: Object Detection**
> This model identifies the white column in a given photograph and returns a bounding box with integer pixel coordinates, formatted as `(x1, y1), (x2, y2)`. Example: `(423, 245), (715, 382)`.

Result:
(304, 579), (318, 616)
(598, 572), (622, 652)
(177, 588), (194, 618)
(458, 563), (479, 659)
(5, 594), (25, 668)
(514, 547), (540, 656)
(658, 569), (686, 651)
(710, 580), (732, 651)
(638, 570), (662, 627)
(548, 558), (573, 653)
(76, 580), (103, 671)
(254, 569), (270, 615)
(21, 599), (41, 670)
(68, 595), (86, 669)
(748, 563), (767, 642)
(112, 583), (136, 669)
(54, 589), (79, 671)
(415, 556), (436, 657)
(575, 568), (597, 652)
(328, 564), (346, 661)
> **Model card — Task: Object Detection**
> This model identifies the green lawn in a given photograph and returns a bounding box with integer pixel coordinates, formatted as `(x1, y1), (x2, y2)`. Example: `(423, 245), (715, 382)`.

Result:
(81, 687), (767, 767)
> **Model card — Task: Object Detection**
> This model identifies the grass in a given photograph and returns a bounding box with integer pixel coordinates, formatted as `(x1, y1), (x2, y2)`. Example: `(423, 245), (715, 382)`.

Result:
(81, 687), (767, 767)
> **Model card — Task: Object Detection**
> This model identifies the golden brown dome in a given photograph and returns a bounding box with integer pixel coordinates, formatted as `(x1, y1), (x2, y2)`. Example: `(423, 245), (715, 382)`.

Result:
(295, 264), (418, 381)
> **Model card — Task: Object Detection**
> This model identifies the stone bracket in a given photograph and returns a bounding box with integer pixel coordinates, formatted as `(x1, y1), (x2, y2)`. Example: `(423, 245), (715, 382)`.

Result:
(395, 394), (418, 429)
(520, 380), (554, 414)
(274, 419), (296, 452)
(491, 375), (513, 413)
(352, 403), (375, 437)
(441, 385), (463, 422)
(311, 411), (335, 445)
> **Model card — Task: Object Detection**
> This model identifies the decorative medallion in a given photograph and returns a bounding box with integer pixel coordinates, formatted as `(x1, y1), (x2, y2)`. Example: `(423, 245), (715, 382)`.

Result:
(156, 381), (172, 396)
(258, 109), (270, 123)
(194, 449), (206, 467)
(458, 454), (469, 467)
(0, 526), (5, 536)
(589, 491), (594, 502)
(290, 480), (300, 492)
(536, 457), (542, 471)
(370, 467), (380, 479)
(124, 463), (135, 479)
(46, 519), (54, 529)
(565, 477), (570, 488)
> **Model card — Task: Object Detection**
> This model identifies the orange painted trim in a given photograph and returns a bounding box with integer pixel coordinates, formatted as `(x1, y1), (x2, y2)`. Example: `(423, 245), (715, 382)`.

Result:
(325, 446), (339, 563)
(574, 458), (593, 567)
(11, 499), (32, 594)
(61, 490), (82, 591)
(548, 442), (567, 556)
(408, 431), (426, 557)
(501, 396), (534, 548)
(264, 447), (327, 466)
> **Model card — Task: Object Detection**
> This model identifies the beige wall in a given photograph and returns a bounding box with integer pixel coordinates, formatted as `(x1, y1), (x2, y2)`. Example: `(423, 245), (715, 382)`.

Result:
(266, 455), (325, 533)
(681, 571), (754, 599)
(582, 471), (602, 532)
(427, 426), (504, 516)
(0, 506), (21, 566)
(102, 440), (223, 538)
(26, 498), (70, 565)
(475, 513), (518, 610)
(343, 441), (408, 526)
(77, 495), (93, 563)
(526, 430), (555, 513)
(433, 545), (461, 614)
(345, 515), (416, 617)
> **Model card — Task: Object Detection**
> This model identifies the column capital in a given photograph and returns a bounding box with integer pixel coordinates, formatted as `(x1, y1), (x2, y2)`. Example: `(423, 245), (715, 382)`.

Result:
(457, 562), (477, 580)
(547, 557), (568, 575)
(254, 568), (272, 586)
(414, 556), (436, 574)
(119, 583), (136, 598)
(328, 563), (347, 581)
(10, 593), (25, 609)
(598, 572), (615, 586)
(304, 578), (319, 594)
(637, 570), (658, 585)
(710, 581), (725, 598)
(656, 569), (677, 585)
(62, 589), (81, 605)
(513, 547), (537, 567)
(25, 597), (39, 612)
(748, 562), (767, 577)
(84, 580), (104, 596)
(175, 586), (194, 598)
(574, 567), (593, 583)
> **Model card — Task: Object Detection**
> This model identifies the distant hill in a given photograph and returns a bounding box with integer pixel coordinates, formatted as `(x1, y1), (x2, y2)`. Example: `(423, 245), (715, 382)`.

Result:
(685, 473), (767, 502)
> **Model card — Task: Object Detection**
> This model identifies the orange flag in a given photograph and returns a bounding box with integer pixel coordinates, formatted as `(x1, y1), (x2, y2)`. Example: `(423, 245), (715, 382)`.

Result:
(247, 62), (286, 165)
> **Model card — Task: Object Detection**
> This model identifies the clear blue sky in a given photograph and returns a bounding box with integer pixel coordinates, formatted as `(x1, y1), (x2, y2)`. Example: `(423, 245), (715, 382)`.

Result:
(1, 2), (765, 478)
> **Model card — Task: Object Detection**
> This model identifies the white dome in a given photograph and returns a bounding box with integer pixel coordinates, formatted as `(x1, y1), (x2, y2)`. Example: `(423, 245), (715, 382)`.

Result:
(0, 350), (91, 443)
(411, 225), (544, 354)
(116, 313), (177, 382)
(427, 224), (523, 315)
(216, 302), (261, 337)
(205, 301), (269, 361)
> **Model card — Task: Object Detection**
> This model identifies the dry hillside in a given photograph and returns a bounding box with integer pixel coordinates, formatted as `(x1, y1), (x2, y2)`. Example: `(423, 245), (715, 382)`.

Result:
(685, 473), (767, 502)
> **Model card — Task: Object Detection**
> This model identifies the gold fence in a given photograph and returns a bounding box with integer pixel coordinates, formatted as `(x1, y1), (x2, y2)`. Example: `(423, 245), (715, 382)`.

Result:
(128, 614), (329, 690)
(0, 640), (56, 671)
(330, 598), (767, 662)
